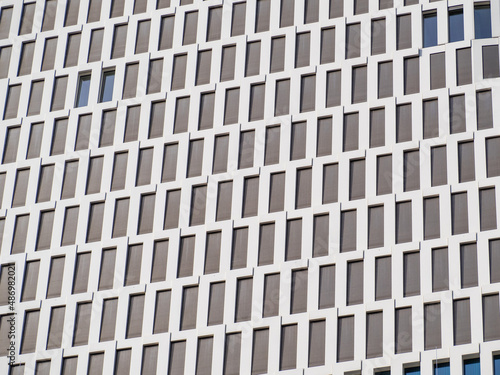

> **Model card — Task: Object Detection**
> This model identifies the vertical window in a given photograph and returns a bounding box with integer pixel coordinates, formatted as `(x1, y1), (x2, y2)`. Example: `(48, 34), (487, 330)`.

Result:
(484, 296), (500, 341)
(480, 187), (497, 231)
(352, 65), (367, 103)
(404, 251), (421, 295)
(404, 57), (419, 94)
(453, 298), (471, 345)
(231, 227), (248, 269)
(313, 214), (329, 257)
(159, 15), (174, 50)
(423, 12), (437, 47)
(368, 206), (384, 249)
(20, 310), (40, 354)
(460, 243), (478, 288)
(320, 27), (335, 64)
(349, 159), (365, 200)
(207, 6), (222, 41)
(395, 307), (412, 353)
(366, 312), (383, 358)
(372, 18), (386, 55)
(255, 0), (270, 33)
(271, 36), (286, 73)
(99, 70), (115, 103)
(249, 83), (265, 121)
(375, 256), (391, 300)
(259, 223), (275, 266)
(0, 45), (12, 79)
(449, 8), (464, 42)
(180, 286), (198, 330)
(397, 14), (412, 50)
(204, 232), (221, 275)
(196, 337), (214, 375)
(295, 32), (311, 68)
(319, 265), (335, 308)
(475, 4), (492, 39)
(216, 181), (232, 221)
(404, 150), (420, 191)
(76, 75), (91, 108)
(280, 0), (294, 27)
(430, 52), (446, 90)
(235, 277), (253, 322)
(337, 316), (354, 362)
(208, 281), (225, 325)
(456, 47), (472, 86)
(378, 61), (393, 98)
(263, 273), (279, 316)
(346, 23), (361, 59)
(346, 260), (363, 305)
(340, 209), (357, 252)
(290, 269), (307, 313)
(264, 125), (281, 165)
(464, 359), (480, 375)
(452, 192), (469, 235)
(153, 290), (171, 333)
(482, 45), (500, 79)
(245, 41), (261, 77)
(4, 84), (21, 120)
(323, 163), (338, 203)
(231, 2), (246, 36)
(224, 333), (242, 374)
(326, 70), (341, 107)
(220, 45), (236, 81)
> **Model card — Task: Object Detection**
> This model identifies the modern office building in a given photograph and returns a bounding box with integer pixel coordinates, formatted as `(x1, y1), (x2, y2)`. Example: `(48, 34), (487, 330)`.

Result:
(1, 0), (500, 374)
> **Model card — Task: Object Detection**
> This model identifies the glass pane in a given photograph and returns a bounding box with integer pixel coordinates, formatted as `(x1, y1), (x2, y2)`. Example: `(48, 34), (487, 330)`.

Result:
(100, 71), (115, 102)
(449, 9), (464, 43)
(76, 75), (91, 107)
(435, 363), (450, 375)
(475, 5), (492, 39)
(423, 13), (437, 48)
(405, 367), (420, 375)
(464, 358), (480, 375)
(494, 355), (500, 375)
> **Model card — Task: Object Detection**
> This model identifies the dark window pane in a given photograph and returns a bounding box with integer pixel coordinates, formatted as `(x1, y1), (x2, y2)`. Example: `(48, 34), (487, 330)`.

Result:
(99, 71), (114, 102)
(449, 8), (464, 43)
(475, 5), (492, 39)
(423, 13), (437, 48)
(76, 75), (91, 108)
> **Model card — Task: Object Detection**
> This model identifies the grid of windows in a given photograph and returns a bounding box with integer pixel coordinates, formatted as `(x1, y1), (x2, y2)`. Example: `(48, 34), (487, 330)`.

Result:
(0, 0), (499, 374)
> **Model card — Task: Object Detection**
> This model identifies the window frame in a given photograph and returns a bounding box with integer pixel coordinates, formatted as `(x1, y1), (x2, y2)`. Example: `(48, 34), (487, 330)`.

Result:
(75, 73), (91, 108)
(99, 69), (115, 103)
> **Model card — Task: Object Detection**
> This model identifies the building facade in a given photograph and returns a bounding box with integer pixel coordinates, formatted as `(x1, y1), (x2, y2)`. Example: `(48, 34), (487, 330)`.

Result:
(1, 0), (500, 374)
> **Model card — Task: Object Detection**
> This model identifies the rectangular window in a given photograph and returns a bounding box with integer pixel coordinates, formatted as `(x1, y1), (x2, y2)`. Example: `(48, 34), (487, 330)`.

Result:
(20, 310), (40, 354)
(171, 54), (187, 90)
(346, 23), (361, 59)
(280, 324), (298, 370)
(245, 41), (260, 77)
(317, 117), (332, 156)
(404, 251), (420, 296)
(481, 187), (498, 231)
(27, 80), (44, 116)
(12, 214), (29, 254)
(47, 306), (65, 349)
(482, 45), (499, 79)
(450, 94), (466, 133)
(111, 24), (127, 58)
(18, 41), (35, 76)
(269, 172), (285, 212)
(262, 273), (279, 317)
(291, 269), (307, 313)
(270, 36), (285, 72)
(196, 337), (214, 375)
(242, 176), (259, 217)
(3, 126), (20, 164)
(122, 63), (139, 99)
(453, 298), (471, 345)
(458, 141), (475, 182)
(378, 61), (393, 98)
(337, 316), (354, 362)
(135, 19), (151, 54)
(396, 201), (412, 244)
(309, 320), (326, 367)
(231, 227), (248, 269)
(180, 286), (198, 330)
(296, 168), (312, 208)
(352, 65), (367, 104)
(370, 108), (385, 148)
(235, 277), (253, 322)
(404, 57), (419, 94)
(349, 159), (365, 200)
(36, 210), (54, 251)
(21, 260), (39, 302)
(423, 99), (439, 139)
(375, 256), (391, 300)
(99, 248), (116, 290)
(207, 6), (222, 41)
(452, 192), (468, 235)
(477, 90), (493, 130)
(168, 342), (186, 374)
(46, 256), (65, 298)
(224, 87), (240, 125)
(216, 181), (232, 221)
(300, 74), (315, 112)
(73, 302), (91, 346)
(347, 260), (363, 305)
(280, 0), (294, 27)
(366, 311), (383, 358)
(220, 45), (236, 81)
(320, 27), (335, 64)
(397, 14), (412, 50)
(286, 219), (302, 261)
(395, 307), (412, 353)
(249, 83), (265, 121)
(61, 206), (79, 246)
(187, 138), (204, 178)
(319, 264), (335, 308)
(207, 281), (225, 325)
(153, 290), (170, 334)
(112, 198), (129, 238)
(72, 252), (91, 294)
(372, 18), (386, 55)
(343, 112), (359, 151)
(368, 205), (384, 249)
(424, 303), (442, 350)
(0, 45), (12, 79)
(86, 202), (104, 243)
(238, 130), (255, 168)
(275, 79), (290, 116)
(423, 12), (437, 48)
(404, 150), (420, 191)
(159, 15), (174, 50)
(295, 32), (310, 68)
(483, 294), (500, 341)
(475, 4), (492, 39)
(231, 2), (246, 36)
(12, 169), (29, 208)
(137, 193), (155, 234)
(36, 164), (55, 203)
(99, 70), (114, 102)
(323, 163), (338, 203)
(126, 294), (145, 338)
(190, 185), (207, 226)
(87, 0), (101, 22)
(313, 214), (329, 257)
(424, 196), (440, 240)
(212, 135), (228, 174)
(340, 209), (356, 252)
(464, 358), (480, 375)
(75, 75), (91, 108)
(196, 50), (211, 85)
(430, 52), (446, 90)
(449, 8), (464, 42)
(456, 47), (472, 86)
(255, 0), (270, 33)
(461, 243), (478, 288)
